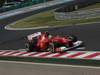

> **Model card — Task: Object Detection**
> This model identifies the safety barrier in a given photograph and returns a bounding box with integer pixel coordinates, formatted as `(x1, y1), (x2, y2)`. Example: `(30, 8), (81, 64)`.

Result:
(54, 8), (100, 20)
(0, 0), (49, 12)
(0, 0), (74, 19)
(54, 0), (100, 20)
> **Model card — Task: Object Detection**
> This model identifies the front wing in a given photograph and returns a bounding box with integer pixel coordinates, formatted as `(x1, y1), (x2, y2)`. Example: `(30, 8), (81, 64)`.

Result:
(57, 41), (84, 53)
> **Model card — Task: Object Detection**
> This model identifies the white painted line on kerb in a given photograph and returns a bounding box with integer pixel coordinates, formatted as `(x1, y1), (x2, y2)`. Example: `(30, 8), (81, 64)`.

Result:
(0, 52), (5, 55)
(2, 51), (16, 56)
(22, 52), (37, 56)
(46, 53), (59, 57)
(92, 55), (100, 60)
(12, 51), (26, 56)
(33, 52), (50, 57)
(0, 51), (9, 55)
(75, 52), (97, 58)
(59, 52), (78, 58)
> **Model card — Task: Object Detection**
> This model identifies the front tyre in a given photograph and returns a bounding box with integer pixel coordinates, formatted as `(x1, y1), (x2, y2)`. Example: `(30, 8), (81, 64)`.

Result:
(48, 43), (55, 52)
(66, 35), (77, 42)
(25, 43), (34, 52)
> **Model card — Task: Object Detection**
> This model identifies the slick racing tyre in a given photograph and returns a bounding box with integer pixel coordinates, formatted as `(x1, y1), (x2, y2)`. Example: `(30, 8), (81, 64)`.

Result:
(48, 42), (61, 52)
(25, 42), (39, 52)
(66, 35), (77, 42)
(25, 43), (34, 52)
(48, 43), (55, 52)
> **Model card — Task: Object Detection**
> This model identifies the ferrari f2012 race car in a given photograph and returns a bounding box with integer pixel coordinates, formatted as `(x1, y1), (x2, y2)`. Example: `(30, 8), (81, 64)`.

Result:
(25, 32), (84, 53)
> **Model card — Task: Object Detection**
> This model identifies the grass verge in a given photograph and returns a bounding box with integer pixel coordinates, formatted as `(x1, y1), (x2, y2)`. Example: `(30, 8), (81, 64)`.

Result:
(10, 3), (100, 28)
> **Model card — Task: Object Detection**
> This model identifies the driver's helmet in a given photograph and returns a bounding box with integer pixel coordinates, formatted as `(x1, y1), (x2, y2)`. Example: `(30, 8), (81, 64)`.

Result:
(42, 31), (49, 37)
(42, 31), (52, 39)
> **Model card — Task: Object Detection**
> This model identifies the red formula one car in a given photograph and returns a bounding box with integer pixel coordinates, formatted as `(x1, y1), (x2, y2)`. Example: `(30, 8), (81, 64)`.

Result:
(25, 32), (84, 52)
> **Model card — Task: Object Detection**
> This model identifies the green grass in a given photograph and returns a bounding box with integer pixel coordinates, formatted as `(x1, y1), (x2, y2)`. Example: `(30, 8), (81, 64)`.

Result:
(10, 3), (100, 28)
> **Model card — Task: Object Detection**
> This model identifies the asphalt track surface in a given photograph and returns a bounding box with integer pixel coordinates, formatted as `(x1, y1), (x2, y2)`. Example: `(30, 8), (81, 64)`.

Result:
(0, 7), (100, 51)
(0, 61), (100, 75)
